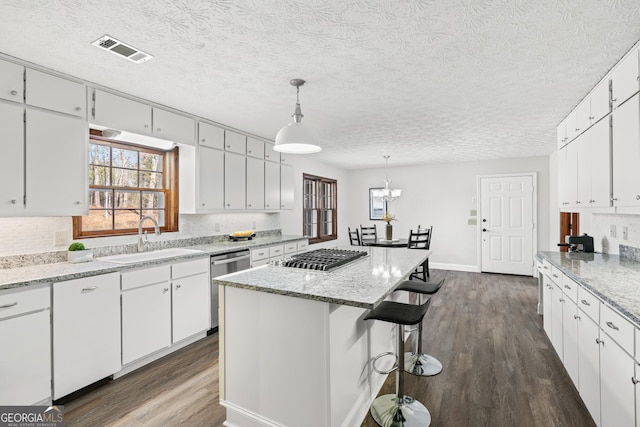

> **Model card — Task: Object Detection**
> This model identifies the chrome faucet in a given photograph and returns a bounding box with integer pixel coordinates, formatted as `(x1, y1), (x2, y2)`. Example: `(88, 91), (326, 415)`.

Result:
(138, 216), (161, 252)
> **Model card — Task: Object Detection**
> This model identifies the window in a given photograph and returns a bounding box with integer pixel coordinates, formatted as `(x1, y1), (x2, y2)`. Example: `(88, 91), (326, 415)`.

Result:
(73, 131), (179, 238)
(303, 174), (337, 244)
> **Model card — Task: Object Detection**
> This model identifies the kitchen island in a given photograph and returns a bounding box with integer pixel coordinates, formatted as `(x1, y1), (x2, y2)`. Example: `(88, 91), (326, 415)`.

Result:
(214, 246), (430, 427)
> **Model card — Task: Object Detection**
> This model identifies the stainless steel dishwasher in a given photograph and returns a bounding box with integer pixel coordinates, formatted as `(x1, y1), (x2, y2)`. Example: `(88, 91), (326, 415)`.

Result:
(209, 249), (251, 331)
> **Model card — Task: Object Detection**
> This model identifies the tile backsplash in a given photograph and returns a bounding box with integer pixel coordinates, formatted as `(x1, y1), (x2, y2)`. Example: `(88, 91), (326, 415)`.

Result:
(586, 213), (640, 254)
(0, 213), (281, 257)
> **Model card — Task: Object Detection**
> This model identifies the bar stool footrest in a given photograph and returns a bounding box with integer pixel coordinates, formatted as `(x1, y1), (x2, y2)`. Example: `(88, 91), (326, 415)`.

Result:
(372, 351), (398, 375)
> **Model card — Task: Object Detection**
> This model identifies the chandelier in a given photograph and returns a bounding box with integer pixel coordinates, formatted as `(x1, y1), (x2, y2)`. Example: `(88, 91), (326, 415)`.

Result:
(372, 155), (402, 202)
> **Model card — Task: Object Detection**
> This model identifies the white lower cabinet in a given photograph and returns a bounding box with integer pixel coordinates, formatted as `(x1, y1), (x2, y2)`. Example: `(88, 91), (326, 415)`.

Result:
(171, 258), (210, 343)
(600, 334), (635, 427)
(121, 265), (172, 365)
(577, 311), (601, 426)
(542, 276), (553, 339)
(53, 273), (121, 399)
(550, 282), (564, 359)
(0, 286), (51, 405)
(562, 298), (579, 386)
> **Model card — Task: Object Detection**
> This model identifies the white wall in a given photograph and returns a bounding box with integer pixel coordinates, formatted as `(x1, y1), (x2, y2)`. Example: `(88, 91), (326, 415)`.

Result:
(346, 156), (551, 271)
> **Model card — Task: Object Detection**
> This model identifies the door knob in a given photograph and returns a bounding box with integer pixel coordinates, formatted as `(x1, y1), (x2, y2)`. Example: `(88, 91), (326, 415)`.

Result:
(482, 219), (487, 222)
(482, 228), (487, 232)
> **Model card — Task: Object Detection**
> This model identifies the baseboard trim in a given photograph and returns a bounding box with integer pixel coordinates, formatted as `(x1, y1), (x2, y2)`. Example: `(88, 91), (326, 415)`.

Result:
(431, 262), (480, 273)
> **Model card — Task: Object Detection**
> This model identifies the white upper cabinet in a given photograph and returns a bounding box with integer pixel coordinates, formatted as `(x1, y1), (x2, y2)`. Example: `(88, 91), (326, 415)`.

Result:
(225, 130), (246, 154)
(246, 157), (265, 210)
(575, 99), (590, 137)
(198, 146), (224, 210)
(152, 107), (195, 145)
(565, 139), (579, 208)
(590, 79), (611, 124)
(586, 118), (611, 207)
(265, 161), (280, 210)
(565, 110), (578, 142)
(199, 121), (224, 150)
(224, 152), (246, 209)
(25, 109), (87, 215)
(246, 137), (265, 159)
(611, 47), (639, 110)
(0, 58), (23, 103)
(280, 164), (294, 209)
(0, 103), (24, 214)
(611, 93), (640, 206)
(25, 69), (85, 117)
(93, 89), (152, 135)
(557, 119), (567, 149)
(265, 143), (280, 163)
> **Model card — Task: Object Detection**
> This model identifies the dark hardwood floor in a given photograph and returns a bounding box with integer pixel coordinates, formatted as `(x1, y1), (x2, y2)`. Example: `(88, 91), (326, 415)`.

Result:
(64, 270), (594, 427)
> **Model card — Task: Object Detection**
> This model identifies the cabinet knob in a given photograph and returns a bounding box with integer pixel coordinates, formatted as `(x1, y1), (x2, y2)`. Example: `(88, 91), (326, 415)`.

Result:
(75, 106), (82, 111)
(633, 377), (639, 385)
(248, 150), (252, 153)
(611, 198), (618, 201)
(202, 203), (205, 206)
(575, 201), (581, 204)
(156, 128), (162, 132)
(201, 138), (206, 142)
(226, 204), (230, 207)
(10, 90), (18, 96)
(596, 338), (603, 345)
(176, 284), (182, 290)
(10, 199), (16, 204)
(144, 124), (149, 128)
(76, 201), (81, 205)
(612, 98), (617, 103)
(163, 287), (169, 293)
(226, 145), (231, 148)
(573, 314), (580, 320)
(247, 204), (251, 207)
(265, 204), (269, 207)
(575, 128), (580, 132)
(281, 204), (285, 207)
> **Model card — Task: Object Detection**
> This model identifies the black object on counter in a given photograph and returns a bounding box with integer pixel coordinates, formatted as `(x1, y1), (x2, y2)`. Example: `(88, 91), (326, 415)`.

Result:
(568, 233), (594, 253)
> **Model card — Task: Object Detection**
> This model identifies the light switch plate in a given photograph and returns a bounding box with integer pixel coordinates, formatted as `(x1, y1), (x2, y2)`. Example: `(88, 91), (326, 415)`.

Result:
(470, 209), (477, 216)
(623, 226), (629, 240)
(468, 218), (477, 225)
(54, 231), (67, 246)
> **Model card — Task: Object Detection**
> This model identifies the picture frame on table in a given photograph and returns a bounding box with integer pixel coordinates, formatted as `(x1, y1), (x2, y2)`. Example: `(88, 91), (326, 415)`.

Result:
(369, 188), (387, 220)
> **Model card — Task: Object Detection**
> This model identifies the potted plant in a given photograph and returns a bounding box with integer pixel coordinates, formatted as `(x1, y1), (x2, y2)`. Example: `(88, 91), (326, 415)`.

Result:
(381, 211), (397, 240)
(68, 242), (93, 263)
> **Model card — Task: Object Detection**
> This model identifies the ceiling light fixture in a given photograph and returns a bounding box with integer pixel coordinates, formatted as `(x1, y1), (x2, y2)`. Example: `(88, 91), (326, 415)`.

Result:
(274, 79), (321, 154)
(372, 155), (402, 202)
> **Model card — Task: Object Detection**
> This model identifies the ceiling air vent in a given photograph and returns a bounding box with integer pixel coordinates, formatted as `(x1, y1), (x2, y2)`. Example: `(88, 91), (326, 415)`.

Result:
(91, 35), (153, 64)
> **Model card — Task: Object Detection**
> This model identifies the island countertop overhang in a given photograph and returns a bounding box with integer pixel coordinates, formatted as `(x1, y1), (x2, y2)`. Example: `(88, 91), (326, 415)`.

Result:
(213, 247), (431, 309)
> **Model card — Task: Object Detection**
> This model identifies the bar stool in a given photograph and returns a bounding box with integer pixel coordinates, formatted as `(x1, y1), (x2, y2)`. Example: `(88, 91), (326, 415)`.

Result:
(394, 278), (445, 376)
(365, 299), (432, 427)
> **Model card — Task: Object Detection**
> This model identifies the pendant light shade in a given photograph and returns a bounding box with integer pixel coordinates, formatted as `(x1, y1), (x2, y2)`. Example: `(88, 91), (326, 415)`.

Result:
(274, 79), (322, 154)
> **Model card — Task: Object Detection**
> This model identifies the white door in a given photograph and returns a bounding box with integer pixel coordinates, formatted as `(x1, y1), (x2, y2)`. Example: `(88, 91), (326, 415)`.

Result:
(480, 174), (535, 275)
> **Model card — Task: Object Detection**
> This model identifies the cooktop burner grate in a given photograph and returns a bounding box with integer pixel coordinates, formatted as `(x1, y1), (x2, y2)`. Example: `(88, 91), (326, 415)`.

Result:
(280, 248), (367, 271)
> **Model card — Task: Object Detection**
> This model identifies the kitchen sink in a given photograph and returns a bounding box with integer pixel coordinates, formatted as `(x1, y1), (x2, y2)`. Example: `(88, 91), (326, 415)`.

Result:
(98, 248), (205, 265)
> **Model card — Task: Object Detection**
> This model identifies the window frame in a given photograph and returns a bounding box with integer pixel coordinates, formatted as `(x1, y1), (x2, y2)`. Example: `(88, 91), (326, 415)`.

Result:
(72, 130), (179, 238)
(303, 173), (338, 244)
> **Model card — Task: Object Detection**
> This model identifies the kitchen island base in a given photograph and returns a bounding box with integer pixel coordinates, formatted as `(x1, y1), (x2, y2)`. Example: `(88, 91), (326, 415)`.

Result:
(220, 285), (408, 427)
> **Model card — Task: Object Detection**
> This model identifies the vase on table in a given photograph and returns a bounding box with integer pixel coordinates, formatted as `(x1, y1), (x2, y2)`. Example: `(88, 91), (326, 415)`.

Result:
(385, 224), (393, 240)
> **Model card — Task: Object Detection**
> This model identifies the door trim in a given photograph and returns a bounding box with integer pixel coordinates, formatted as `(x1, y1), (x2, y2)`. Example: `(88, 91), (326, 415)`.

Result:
(476, 172), (538, 276)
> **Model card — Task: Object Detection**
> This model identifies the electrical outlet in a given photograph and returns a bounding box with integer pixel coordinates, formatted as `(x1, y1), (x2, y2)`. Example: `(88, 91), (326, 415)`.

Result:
(54, 231), (67, 246)
(610, 225), (617, 238)
(623, 226), (629, 240)
(215, 222), (220, 232)
(468, 218), (477, 225)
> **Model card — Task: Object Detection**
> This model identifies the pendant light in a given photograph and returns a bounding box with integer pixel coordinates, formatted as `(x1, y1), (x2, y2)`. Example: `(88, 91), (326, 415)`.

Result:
(372, 155), (402, 202)
(274, 79), (322, 154)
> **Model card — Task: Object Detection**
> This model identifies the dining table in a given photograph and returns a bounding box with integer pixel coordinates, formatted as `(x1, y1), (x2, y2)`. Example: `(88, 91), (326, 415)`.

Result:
(363, 238), (409, 248)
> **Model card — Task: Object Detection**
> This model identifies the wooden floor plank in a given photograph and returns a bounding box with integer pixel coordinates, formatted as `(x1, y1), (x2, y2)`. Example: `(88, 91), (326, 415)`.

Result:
(64, 270), (595, 427)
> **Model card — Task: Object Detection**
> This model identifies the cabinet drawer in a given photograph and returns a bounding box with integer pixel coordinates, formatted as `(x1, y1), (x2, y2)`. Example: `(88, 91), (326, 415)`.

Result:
(224, 130), (246, 154)
(577, 286), (600, 322)
(252, 258), (270, 267)
(601, 304), (634, 354)
(0, 286), (50, 319)
(172, 258), (209, 280)
(26, 69), (85, 117)
(284, 242), (297, 254)
(122, 265), (170, 291)
(536, 260), (544, 274)
(246, 137), (265, 159)
(561, 275), (578, 303)
(297, 240), (309, 253)
(269, 245), (284, 258)
(542, 259), (552, 276)
(251, 248), (269, 261)
(550, 266), (562, 284)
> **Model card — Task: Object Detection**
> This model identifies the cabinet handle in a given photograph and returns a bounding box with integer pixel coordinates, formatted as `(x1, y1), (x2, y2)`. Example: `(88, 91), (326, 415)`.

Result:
(559, 298), (565, 303)
(176, 284), (182, 290)
(81, 286), (98, 293)
(10, 90), (18, 96)
(575, 128), (580, 132)
(589, 116), (594, 120)
(552, 274), (558, 278)
(611, 197), (618, 201)
(75, 201), (81, 205)
(201, 138), (206, 142)
(564, 285), (571, 289)
(163, 287), (169, 293)
(0, 301), (18, 309)
(201, 203), (205, 206)
(247, 204), (251, 207)
(605, 321), (619, 331)
(265, 204), (269, 207)
(574, 314), (580, 320)
(226, 145), (231, 148)
(75, 106), (81, 111)
(226, 204), (230, 207)
(575, 201), (581, 204)
(612, 98), (617, 102)
(596, 338), (603, 345)
(144, 124), (149, 128)
(156, 128), (162, 132)
(580, 299), (590, 306)
(633, 377), (640, 385)
(248, 150), (252, 153)
(543, 266), (549, 270)
(10, 199), (16, 204)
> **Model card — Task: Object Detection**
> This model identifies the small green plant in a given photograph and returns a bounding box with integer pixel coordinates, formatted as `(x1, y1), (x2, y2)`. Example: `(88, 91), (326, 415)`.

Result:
(68, 242), (86, 251)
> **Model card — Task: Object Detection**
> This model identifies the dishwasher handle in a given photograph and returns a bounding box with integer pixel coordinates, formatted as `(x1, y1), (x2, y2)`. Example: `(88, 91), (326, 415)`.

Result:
(211, 254), (251, 265)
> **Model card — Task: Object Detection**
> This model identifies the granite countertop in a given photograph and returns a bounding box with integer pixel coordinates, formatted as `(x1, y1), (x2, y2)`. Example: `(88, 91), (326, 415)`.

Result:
(0, 235), (307, 291)
(537, 251), (640, 326)
(214, 247), (431, 309)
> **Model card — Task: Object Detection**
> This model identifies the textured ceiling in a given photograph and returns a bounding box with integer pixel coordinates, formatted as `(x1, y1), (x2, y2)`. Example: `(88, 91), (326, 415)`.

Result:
(1, 0), (639, 170)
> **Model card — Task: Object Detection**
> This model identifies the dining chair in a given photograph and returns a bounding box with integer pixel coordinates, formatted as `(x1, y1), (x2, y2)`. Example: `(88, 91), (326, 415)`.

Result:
(348, 227), (362, 246)
(360, 224), (378, 244)
(407, 227), (432, 281)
